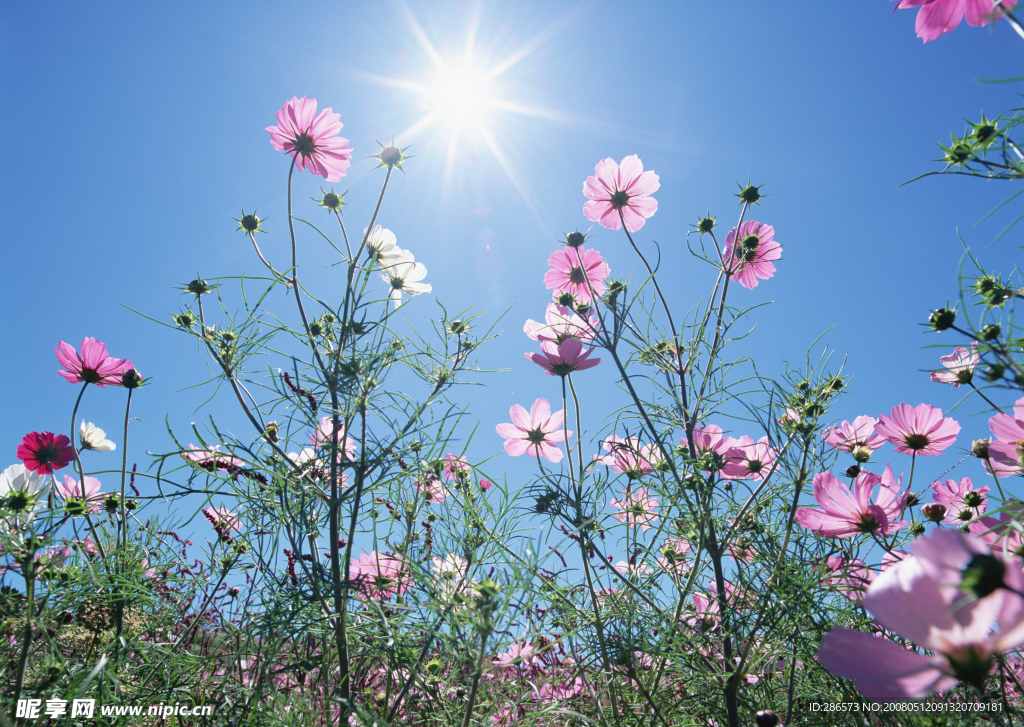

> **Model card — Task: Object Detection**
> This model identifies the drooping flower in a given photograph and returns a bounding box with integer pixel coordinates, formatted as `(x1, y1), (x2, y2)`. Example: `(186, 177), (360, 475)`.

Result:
(379, 252), (431, 308)
(543, 247), (610, 304)
(55, 337), (133, 387)
(817, 530), (1024, 701)
(892, 0), (1017, 43)
(56, 475), (104, 514)
(523, 303), (599, 344)
(609, 487), (659, 531)
(17, 432), (75, 475)
(930, 342), (980, 387)
(930, 477), (989, 524)
(0, 464), (49, 527)
(79, 421), (115, 451)
(795, 465), (909, 538)
(266, 96), (353, 182)
(525, 337), (601, 377)
(349, 551), (407, 600)
(721, 221), (781, 290)
(822, 416), (887, 455)
(181, 445), (246, 472)
(495, 398), (570, 463)
(874, 403), (960, 456)
(582, 154), (660, 232)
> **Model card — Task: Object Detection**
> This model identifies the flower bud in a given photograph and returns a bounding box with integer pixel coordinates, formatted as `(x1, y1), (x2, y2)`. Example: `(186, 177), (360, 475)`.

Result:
(104, 495), (120, 513)
(755, 711), (779, 727)
(982, 323), (1001, 341)
(928, 307), (956, 332)
(228, 586), (240, 598)
(317, 189), (346, 212)
(186, 279), (214, 296)
(905, 491), (920, 508)
(447, 320), (468, 335)
(565, 231), (586, 248)
(922, 503), (947, 523)
(983, 364), (1005, 382)
(971, 438), (991, 459)
(173, 311), (197, 327)
(121, 369), (144, 389)
(557, 292), (575, 307)
(696, 215), (716, 234)
(908, 522), (926, 537)
(851, 445), (872, 464)
(735, 181), (765, 205)
(844, 465), (861, 478)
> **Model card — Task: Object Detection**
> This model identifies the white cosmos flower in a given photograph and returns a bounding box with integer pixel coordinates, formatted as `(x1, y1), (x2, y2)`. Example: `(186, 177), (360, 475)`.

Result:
(432, 553), (476, 607)
(0, 463), (49, 528)
(379, 252), (431, 309)
(364, 225), (404, 264)
(80, 421), (116, 451)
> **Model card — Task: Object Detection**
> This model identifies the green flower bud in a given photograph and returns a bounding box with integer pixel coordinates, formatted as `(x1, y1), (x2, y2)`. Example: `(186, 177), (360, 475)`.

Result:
(928, 307), (956, 332)
(982, 323), (1002, 341)
(565, 231), (586, 248)
(735, 181), (765, 205)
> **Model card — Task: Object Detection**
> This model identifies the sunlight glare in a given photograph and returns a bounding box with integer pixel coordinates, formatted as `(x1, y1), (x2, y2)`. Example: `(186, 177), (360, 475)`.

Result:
(430, 66), (492, 130)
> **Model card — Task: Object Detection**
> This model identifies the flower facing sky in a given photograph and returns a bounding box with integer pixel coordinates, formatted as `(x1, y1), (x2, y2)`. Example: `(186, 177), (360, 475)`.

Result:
(56, 337), (133, 387)
(544, 246), (610, 304)
(310, 417), (357, 460)
(823, 416), (887, 454)
(523, 303), (599, 344)
(721, 221), (781, 290)
(875, 403), (960, 456)
(266, 96), (353, 182)
(582, 154), (660, 232)
(56, 475), (104, 514)
(930, 477), (989, 525)
(496, 398), (570, 463)
(893, 0), (1018, 43)
(610, 487), (659, 530)
(17, 432), (75, 475)
(929, 342), (980, 387)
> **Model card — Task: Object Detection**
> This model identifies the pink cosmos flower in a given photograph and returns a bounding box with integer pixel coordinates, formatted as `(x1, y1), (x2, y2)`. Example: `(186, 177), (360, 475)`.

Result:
(822, 555), (875, 602)
(929, 342), (980, 387)
(930, 477), (989, 525)
(495, 398), (570, 463)
(181, 445), (246, 472)
(893, 0), (1017, 43)
(349, 551), (407, 600)
(526, 337), (601, 377)
(266, 96), (353, 182)
(491, 641), (537, 669)
(658, 537), (692, 572)
(732, 435), (778, 480)
(17, 432), (75, 475)
(874, 403), (960, 456)
(524, 303), (599, 344)
(442, 453), (471, 481)
(985, 396), (1024, 476)
(202, 506), (241, 532)
(417, 474), (449, 503)
(582, 154), (660, 232)
(310, 417), (357, 460)
(56, 337), (133, 387)
(970, 504), (1024, 558)
(595, 436), (658, 479)
(679, 425), (747, 479)
(721, 221), (781, 290)
(543, 247), (610, 304)
(817, 530), (1024, 701)
(609, 487), (659, 531)
(795, 465), (908, 538)
(56, 475), (104, 514)
(822, 416), (887, 453)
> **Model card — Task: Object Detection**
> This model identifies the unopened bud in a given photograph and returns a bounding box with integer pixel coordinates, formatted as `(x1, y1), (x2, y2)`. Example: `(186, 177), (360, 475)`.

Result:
(983, 323), (1002, 341)
(851, 445), (872, 464)
(928, 307), (956, 332)
(922, 503), (947, 523)
(122, 369), (144, 389)
(844, 465), (861, 478)
(755, 711), (779, 727)
(565, 231), (586, 248)
(972, 439), (991, 459)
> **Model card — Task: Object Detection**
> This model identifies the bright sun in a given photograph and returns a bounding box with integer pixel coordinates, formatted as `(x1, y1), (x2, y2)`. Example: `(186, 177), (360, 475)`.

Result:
(429, 66), (492, 130)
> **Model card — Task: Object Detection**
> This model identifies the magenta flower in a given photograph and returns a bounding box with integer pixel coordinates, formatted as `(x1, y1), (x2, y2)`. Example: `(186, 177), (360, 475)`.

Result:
(55, 337), (133, 387)
(930, 477), (988, 525)
(56, 475), (104, 514)
(721, 221), (781, 290)
(893, 0), (1017, 43)
(17, 432), (75, 475)
(818, 530), (1024, 701)
(495, 398), (570, 463)
(349, 551), (407, 600)
(929, 342), (979, 387)
(526, 337), (601, 377)
(609, 487), (659, 531)
(524, 303), (599, 344)
(266, 96), (353, 182)
(822, 416), (887, 454)
(874, 403), (960, 456)
(795, 465), (908, 538)
(543, 246), (610, 304)
(582, 154), (659, 232)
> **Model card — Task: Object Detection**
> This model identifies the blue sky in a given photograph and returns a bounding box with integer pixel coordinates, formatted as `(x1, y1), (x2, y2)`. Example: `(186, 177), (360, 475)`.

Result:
(1, 2), (1021, 553)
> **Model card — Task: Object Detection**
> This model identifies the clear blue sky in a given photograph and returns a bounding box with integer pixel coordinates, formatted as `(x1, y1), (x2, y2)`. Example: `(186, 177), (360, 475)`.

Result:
(1, 2), (1021, 545)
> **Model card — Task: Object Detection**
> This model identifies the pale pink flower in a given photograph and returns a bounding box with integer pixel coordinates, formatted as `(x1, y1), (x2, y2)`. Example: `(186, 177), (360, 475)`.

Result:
(525, 337), (600, 377)
(822, 416), (887, 453)
(893, 0), (1017, 43)
(679, 425), (747, 478)
(822, 555), (875, 602)
(55, 337), (133, 387)
(582, 154), (660, 232)
(609, 560), (653, 577)
(930, 342), (980, 387)
(795, 465), (908, 538)
(817, 530), (1024, 701)
(202, 507), (241, 532)
(930, 477), (988, 524)
(658, 537), (692, 571)
(970, 504), (1024, 558)
(495, 399), (570, 463)
(874, 403), (960, 456)
(56, 475), (104, 514)
(595, 436), (657, 478)
(985, 396), (1024, 476)
(543, 246), (610, 304)
(732, 435), (778, 480)
(442, 454), (470, 481)
(181, 445), (245, 471)
(310, 417), (356, 460)
(491, 641), (536, 668)
(266, 96), (353, 182)
(523, 303), (599, 344)
(349, 551), (407, 600)
(721, 221), (781, 290)
(417, 474), (449, 503)
(609, 487), (659, 531)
